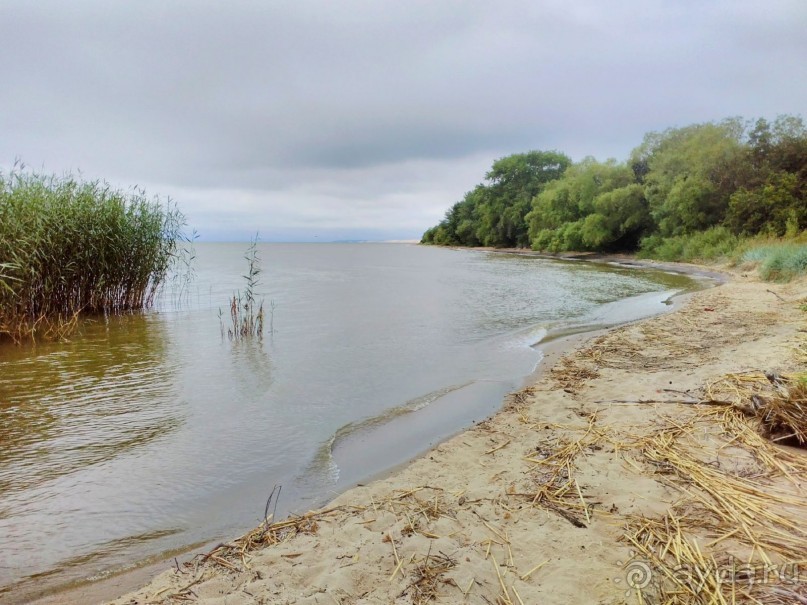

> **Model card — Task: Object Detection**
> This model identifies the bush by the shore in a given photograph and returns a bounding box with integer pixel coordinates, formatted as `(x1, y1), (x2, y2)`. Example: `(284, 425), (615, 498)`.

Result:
(0, 167), (185, 342)
(637, 226), (742, 263)
(634, 225), (807, 281)
(743, 243), (807, 282)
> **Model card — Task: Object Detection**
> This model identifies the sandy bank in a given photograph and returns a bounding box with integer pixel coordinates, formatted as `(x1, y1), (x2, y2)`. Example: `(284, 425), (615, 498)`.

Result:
(60, 269), (807, 604)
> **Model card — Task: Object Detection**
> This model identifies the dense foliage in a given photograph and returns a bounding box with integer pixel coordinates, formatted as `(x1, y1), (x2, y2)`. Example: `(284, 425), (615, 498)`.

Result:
(0, 167), (186, 342)
(421, 151), (571, 247)
(422, 116), (807, 256)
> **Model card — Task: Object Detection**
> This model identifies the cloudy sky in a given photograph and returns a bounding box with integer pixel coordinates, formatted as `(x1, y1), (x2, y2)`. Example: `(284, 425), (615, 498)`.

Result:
(1, 1), (805, 241)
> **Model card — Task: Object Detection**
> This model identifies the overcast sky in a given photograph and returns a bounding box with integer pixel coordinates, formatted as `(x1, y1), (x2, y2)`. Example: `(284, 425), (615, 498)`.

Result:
(1, 1), (805, 241)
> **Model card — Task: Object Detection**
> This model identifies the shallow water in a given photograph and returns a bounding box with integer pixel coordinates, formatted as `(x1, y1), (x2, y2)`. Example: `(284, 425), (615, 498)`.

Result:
(0, 244), (700, 601)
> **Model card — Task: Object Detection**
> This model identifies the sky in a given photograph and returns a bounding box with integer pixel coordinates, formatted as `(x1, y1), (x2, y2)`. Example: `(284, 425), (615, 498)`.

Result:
(1, 1), (806, 242)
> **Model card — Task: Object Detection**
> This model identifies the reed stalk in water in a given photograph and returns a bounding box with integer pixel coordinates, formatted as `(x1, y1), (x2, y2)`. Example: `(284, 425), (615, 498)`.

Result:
(222, 236), (265, 341)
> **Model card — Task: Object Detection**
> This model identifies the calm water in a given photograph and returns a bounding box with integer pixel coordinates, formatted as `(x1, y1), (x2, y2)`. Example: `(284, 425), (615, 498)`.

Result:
(0, 244), (699, 601)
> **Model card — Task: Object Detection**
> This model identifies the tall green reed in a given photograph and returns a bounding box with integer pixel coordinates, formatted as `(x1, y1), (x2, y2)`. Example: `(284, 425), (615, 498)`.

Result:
(221, 236), (265, 341)
(0, 164), (186, 342)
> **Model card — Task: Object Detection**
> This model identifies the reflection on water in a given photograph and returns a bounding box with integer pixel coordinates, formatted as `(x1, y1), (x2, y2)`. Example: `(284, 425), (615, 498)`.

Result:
(0, 315), (181, 497)
(225, 338), (275, 401)
(0, 245), (701, 603)
(0, 315), (184, 601)
(14, 528), (183, 584)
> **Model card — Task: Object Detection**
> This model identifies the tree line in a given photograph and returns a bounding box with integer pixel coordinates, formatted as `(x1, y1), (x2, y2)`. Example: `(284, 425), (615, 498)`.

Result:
(421, 116), (807, 255)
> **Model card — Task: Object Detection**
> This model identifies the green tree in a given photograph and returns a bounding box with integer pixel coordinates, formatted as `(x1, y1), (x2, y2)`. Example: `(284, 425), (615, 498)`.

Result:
(475, 151), (571, 247)
(727, 171), (806, 236)
(421, 150), (570, 248)
(527, 159), (649, 251)
(581, 184), (650, 249)
(423, 114), (806, 254)
(634, 120), (745, 236)
(724, 115), (807, 236)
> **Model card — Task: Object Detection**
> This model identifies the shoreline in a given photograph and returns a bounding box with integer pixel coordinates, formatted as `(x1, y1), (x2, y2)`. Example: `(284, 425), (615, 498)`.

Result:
(452, 245), (731, 284)
(49, 335), (618, 605)
(97, 265), (806, 604)
(17, 259), (731, 605)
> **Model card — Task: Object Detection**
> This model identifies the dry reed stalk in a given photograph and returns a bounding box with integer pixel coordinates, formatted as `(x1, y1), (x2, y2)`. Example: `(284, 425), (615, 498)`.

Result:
(640, 436), (806, 560)
(515, 411), (601, 527)
(379, 486), (456, 524)
(572, 295), (776, 378)
(617, 395), (807, 604)
(705, 372), (807, 445)
(400, 545), (458, 605)
(549, 353), (600, 392)
(624, 510), (807, 605)
(507, 385), (536, 409)
(193, 506), (347, 572)
(579, 321), (710, 372)
(794, 335), (807, 364)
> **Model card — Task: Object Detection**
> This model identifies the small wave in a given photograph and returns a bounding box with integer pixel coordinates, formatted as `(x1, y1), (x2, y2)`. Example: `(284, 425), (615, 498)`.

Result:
(519, 325), (549, 348)
(532, 288), (682, 347)
(300, 382), (474, 485)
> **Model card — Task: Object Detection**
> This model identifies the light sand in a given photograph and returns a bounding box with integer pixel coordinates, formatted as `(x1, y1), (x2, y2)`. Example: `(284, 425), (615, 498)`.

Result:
(67, 269), (807, 604)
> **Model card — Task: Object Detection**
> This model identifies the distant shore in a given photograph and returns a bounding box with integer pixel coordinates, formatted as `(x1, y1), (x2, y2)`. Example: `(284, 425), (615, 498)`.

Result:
(30, 261), (807, 605)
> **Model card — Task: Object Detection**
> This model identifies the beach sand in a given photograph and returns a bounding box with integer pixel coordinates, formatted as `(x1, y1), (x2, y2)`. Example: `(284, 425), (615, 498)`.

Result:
(52, 267), (807, 604)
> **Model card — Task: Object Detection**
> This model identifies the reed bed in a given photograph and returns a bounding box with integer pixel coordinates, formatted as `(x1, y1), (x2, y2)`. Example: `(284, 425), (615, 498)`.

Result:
(0, 167), (185, 342)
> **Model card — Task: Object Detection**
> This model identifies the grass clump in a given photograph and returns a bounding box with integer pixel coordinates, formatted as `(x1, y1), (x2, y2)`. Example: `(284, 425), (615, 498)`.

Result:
(0, 165), (186, 343)
(638, 226), (742, 262)
(741, 243), (807, 282)
(639, 228), (807, 283)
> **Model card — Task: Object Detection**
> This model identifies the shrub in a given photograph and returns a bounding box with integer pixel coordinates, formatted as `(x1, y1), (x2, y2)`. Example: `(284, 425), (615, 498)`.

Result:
(638, 226), (741, 262)
(742, 244), (807, 282)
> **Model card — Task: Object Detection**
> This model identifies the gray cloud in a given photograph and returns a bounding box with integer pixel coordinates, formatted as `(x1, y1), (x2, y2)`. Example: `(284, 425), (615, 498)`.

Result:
(1, 0), (805, 239)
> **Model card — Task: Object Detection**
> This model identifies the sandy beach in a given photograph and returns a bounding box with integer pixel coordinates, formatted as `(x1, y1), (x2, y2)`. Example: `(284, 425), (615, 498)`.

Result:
(45, 265), (807, 604)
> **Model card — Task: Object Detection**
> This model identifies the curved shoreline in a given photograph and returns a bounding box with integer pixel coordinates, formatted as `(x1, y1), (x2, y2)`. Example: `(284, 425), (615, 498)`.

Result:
(19, 258), (728, 605)
(96, 265), (803, 604)
(454, 245), (731, 284)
